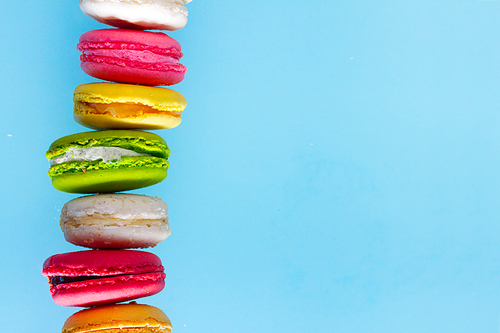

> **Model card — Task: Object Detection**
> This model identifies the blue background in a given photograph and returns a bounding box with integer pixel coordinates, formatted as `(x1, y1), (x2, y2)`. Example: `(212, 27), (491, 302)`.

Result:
(1, 0), (499, 332)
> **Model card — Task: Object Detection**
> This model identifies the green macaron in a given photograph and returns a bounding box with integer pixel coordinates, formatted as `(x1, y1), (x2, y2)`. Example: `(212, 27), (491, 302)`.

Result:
(46, 130), (170, 193)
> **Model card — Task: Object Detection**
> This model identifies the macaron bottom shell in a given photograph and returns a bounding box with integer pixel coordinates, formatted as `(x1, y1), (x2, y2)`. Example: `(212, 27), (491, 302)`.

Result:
(51, 167), (167, 194)
(51, 272), (166, 307)
(63, 221), (170, 249)
(81, 58), (186, 86)
(74, 111), (182, 130)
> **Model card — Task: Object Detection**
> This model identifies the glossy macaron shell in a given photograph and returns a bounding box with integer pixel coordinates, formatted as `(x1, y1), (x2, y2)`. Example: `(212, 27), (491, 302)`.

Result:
(73, 82), (186, 130)
(62, 303), (172, 333)
(42, 250), (166, 307)
(60, 193), (170, 249)
(47, 130), (170, 194)
(77, 29), (186, 86)
(79, 0), (191, 31)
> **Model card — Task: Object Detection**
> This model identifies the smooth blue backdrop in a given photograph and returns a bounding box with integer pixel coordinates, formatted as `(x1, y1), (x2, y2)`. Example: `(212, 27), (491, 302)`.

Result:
(1, 1), (499, 332)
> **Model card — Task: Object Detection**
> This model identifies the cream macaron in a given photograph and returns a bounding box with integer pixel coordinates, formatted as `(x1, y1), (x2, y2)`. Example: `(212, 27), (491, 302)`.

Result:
(79, 0), (192, 31)
(60, 193), (170, 249)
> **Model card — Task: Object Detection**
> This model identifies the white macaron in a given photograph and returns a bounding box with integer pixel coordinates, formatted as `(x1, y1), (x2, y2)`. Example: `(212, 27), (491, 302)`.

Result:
(60, 193), (170, 249)
(79, 0), (192, 31)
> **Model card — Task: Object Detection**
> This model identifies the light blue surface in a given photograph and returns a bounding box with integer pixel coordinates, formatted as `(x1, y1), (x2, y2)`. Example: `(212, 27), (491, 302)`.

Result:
(1, 1), (499, 332)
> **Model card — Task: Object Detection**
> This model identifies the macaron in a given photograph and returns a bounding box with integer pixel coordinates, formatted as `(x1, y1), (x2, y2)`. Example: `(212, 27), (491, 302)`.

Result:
(62, 302), (172, 333)
(46, 130), (170, 194)
(79, 0), (191, 31)
(77, 29), (186, 86)
(74, 82), (186, 130)
(42, 250), (166, 307)
(60, 193), (170, 249)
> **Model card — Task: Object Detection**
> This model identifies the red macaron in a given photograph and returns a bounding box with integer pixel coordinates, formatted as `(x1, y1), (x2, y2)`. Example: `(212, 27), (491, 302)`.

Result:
(42, 250), (166, 307)
(77, 29), (186, 86)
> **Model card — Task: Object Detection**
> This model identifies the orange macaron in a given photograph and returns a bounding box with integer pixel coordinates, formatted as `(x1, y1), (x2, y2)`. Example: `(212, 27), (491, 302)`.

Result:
(62, 302), (172, 333)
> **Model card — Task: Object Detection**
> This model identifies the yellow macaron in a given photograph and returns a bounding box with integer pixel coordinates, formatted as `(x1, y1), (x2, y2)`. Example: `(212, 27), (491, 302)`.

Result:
(73, 82), (186, 130)
(62, 302), (172, 333)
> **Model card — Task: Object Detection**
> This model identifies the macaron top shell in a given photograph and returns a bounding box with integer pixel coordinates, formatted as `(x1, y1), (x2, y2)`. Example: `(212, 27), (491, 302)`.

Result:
(62, 193), (168, 221)
(74, 83), (186, 113)
(63, 303), (172, 333)
(80, 0), (191, 31)
(78, 28), (183, 53)
(47, 130), (170, 160)
(42, 250), (164, 277)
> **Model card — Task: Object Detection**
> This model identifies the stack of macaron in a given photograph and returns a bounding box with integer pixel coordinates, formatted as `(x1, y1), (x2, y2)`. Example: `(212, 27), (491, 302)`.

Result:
(42, 0), (192, 331)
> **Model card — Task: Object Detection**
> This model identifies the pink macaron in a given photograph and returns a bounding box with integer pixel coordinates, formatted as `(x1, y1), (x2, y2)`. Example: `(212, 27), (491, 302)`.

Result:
(42, 250), (166, 307)
(77, 29), (186, 86)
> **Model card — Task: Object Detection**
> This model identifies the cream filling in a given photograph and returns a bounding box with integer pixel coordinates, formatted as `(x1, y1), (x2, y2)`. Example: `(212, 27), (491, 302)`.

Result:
(50, 147), (149, 166)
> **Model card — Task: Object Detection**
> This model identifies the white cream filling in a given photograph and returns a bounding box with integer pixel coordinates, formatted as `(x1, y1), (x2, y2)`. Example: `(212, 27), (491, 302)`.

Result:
(50, 147), (149, 166)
